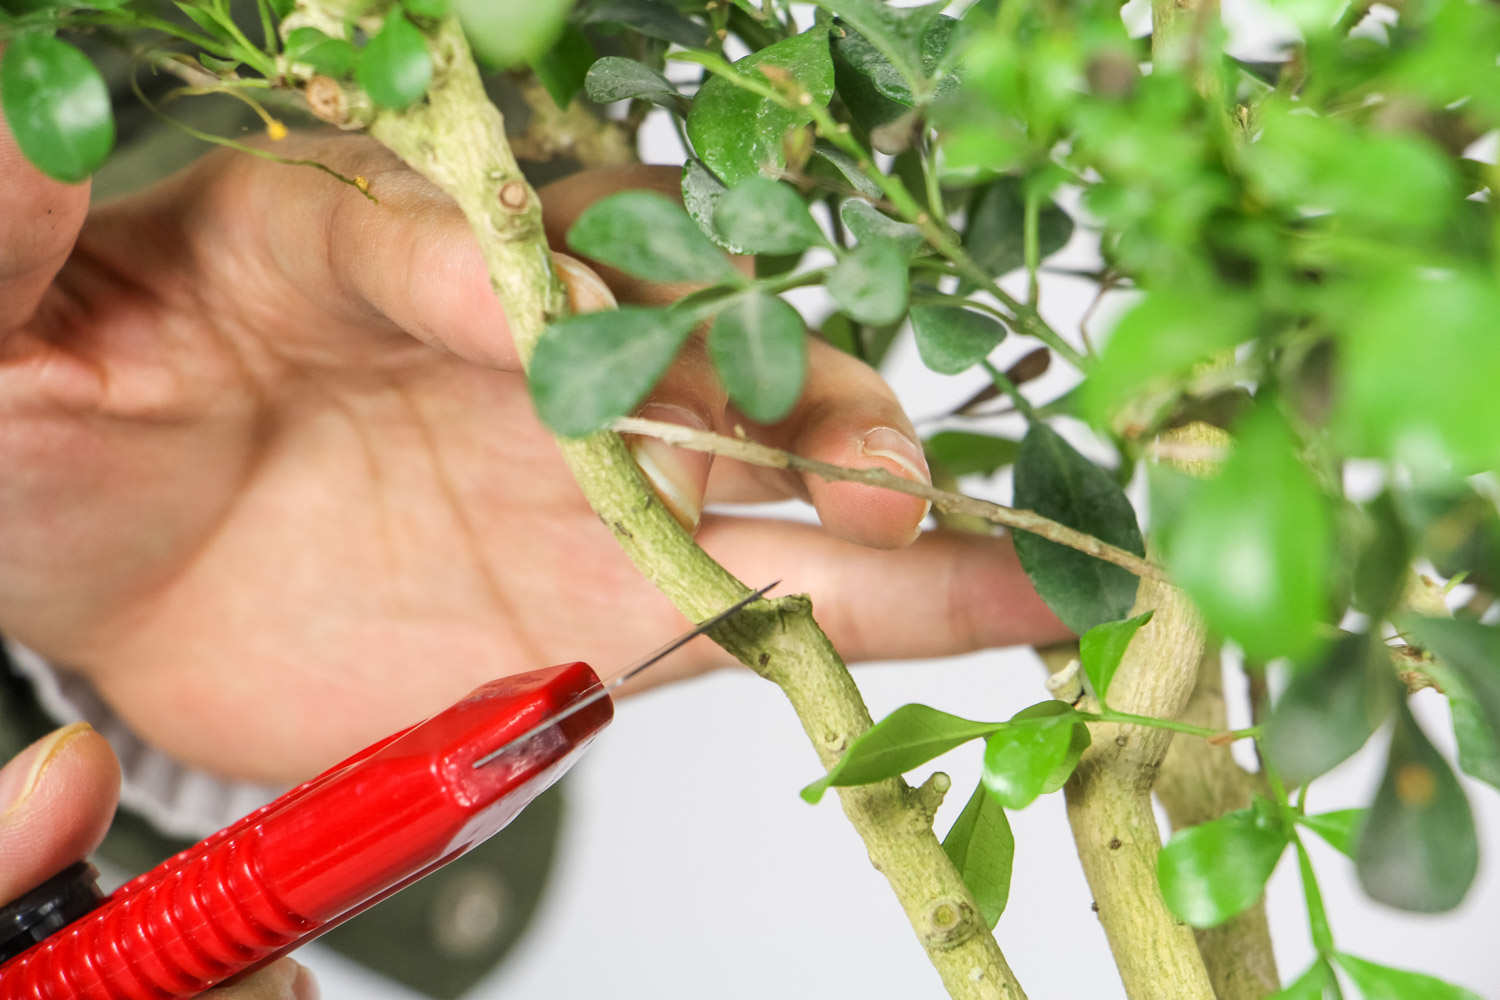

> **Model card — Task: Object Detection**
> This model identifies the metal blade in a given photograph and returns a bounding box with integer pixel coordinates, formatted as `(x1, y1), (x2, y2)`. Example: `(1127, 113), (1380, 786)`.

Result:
(472, 582), (777, 770)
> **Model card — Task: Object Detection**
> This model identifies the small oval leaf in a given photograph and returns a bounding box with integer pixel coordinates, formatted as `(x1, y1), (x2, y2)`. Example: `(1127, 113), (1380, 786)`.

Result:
(284, 27), (357, 77)
(1334, 953), (1483, 1000)
(584, 56), (680, 106)
(909, 305), (1006, 375)
(529, 306), (696, 436)
(924, 431), (1019, 478)
(827, 240), (909, 325)
(713, 177), (825, 255)
(981, 702), (1084, 810)
(840, 199), (924, 257)
(800, 704), (1004, 804)
(1264, 634), (1397, 787)
(1, 34), (113, 183)
(356, 11), (433, 110)
(1157, 808), (1290, 928)
(708, 291), (807, 424)
(1295, 808), (1365, 860)
(1078, 611), (1154, 705)
(942, 781), (1015, 930)
(568, 190), (739, 285)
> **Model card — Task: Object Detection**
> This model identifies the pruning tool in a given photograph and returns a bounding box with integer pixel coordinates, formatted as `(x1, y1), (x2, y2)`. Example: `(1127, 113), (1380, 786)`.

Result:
(0, 584), (774, 999)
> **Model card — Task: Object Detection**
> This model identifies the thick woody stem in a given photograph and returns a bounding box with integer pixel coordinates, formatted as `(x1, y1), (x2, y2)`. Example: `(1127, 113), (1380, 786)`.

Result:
(358, 15), (1027, 999)
(1156, 651), (1280, 1000)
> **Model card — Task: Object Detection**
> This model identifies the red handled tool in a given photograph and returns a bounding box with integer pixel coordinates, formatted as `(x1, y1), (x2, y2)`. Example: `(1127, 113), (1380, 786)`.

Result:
(0, 584), (773, 999)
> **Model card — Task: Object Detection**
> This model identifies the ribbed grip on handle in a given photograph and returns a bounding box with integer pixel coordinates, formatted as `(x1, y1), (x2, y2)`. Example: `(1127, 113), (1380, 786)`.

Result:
(0, 829), (310, 1000)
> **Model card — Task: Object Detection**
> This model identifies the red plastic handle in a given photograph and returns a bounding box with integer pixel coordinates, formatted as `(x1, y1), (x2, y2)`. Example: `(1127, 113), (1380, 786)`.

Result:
(0, 662), (611, 999)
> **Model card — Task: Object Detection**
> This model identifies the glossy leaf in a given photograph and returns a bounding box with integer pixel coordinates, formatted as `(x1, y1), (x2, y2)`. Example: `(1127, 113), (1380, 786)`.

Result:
(1334, 953), (1482, 1000)
(1403, 618), (1500, 746)
(1078, 611), (1154, 705)
(568, 191), (740, 284)
(580, 0), (709, 48)
(1, 34), (113, 183)
(962, 177), (1073, 280)
(827, 240), (910, 326)
(1418, 655), (1500, 791)
(801, 704), (1004, 804)
(402, 0), (450, 17)
(981, 702), (1088, 810)
(459, 0), (571, 68)
(942, 781), (1014, 929)
(584, 57), (680, 107)
(356, 11), (432, 110)
(1352, 491), (1411, 615)
(1295, 809), (1364, 860)
(686, 28), (835, 186)
(1356, 704), (1478, 912)
(817, 0), (938, 101)
(909, 305), (1005, 375)
(1011, 423), (1145, 635)
(529, 306), (697, 436)
(1264, 634), (1397, 787)
(1266, 960), (1339, 1000)
(839, 200), (924, 257)
(1157, 808), (1290, 928)
(530, 25), (595, 107)
(924, 431), (1019, 478)
(713, 178), (825, 255)
(830, 12), (960, 132)
(708, 291), (807, 424)
(1164, 407), (1331, 663)
(284, 28), (357, 77)
(680, 159), (748, 254)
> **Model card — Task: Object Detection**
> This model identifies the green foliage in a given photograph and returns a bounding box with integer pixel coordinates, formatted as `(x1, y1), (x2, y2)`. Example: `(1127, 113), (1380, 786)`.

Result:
(685, 27), (835, 185)
(800, 704), (1003, 804)
(1264, 635), (1397, 787)
(1268, 961), (1340, 1000)
(458, 0), (573, 68)
(584, 56), (679, 107)
(1011, 423), (1144, 635)
(713, 178), (825, 255)
(1334, 953), (1483, 1000)
(961, 177), (1072, 281)
(1077, 611), (1153, 704)
(356, 10), (432, 110)
(1295, 809), (1364, 860)
(530, 24), (595, 107)
(529, 306), (697, 436)
(1405, 618), (1500, 790)
(567, 191), (740, 284)
(707, 291), (806, 424)
(1162, 408), (1331, 663)
(826, 239), (909, 325)
(579, 0), (708, 48)
(908, 305), (1005, 375)
(283, 27), (356, 77)
(1157, 808), (1290, 928)
(839, 199), (923, 257)
(923, 431), (1018, 478)
(1356, 704), (1477, 912)
(942, 782), (1014, 930)
(0, 33), (113, 183)
(980, 702), (1089, 810)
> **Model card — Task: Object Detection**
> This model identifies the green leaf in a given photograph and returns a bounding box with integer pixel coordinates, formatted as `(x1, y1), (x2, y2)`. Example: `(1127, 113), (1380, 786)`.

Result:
(961, 176), (1073, 280)
(175, 2), (235, 43)
(1335, 268), (1500, 479)
(942, 781), (1014, 929)
(1078, 611), (1154, 705)
(529, 306), (697, 436)
(839, 200), (924, 257)
(1264, 634), (1397, 787)
(580, 0), (709, 48)
(686, 27), (835, 186)
(801, 704), (1004, 804)
(530, 24), (595, 108)
(680, 159), (748, 254)
(1334, 954), (1483, 1000)
(458, 0), (571, 68)
(1356, 703), (1478, 912)
(1392, 485), (1500, 592)
(1266, 960), (1340, 1000)
(402, 0), (450, 17)
(1295, 809), (1364, 860)
(810, 144), (883, 198)
(584, 56), (680, 107)
(981, 702), (1088, 809)
(816, 0), (938, 101)
(924, 431), (1018, 478)
(0, 34), (113, 184)
(829, 13), (961, 133)
(1352, 491), (1411, 616)
(1157, 808), (1290, 928)
(356, 10), (432, 110)
(827, 240), (909, 325)
(1011, 423), (1145, 635)
(1164, 407), (1331, 663)
(284, 27), (357, 77)
(568, 191), (740, 285)
(1418, 656), (1500, 791)
(908, 305), (1005, 375)
(713, 178), (825, 255)
(708, 291), (807, 424)
(1403, 618), (1500, 745)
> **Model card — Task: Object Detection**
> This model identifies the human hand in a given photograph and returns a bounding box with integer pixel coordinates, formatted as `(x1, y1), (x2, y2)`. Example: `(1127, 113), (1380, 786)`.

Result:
(0, 123), (1067, 784)
(0, 724), (317, 998)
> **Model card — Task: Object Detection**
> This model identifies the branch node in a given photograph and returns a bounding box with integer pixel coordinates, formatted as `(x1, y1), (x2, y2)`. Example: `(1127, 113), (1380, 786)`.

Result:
(923, 896), (979, 951)
(914, 771), (952, 821)
(498, 179), (529, 211)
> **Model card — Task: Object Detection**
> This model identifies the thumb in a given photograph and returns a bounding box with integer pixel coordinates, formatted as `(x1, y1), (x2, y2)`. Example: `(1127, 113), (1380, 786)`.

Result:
(0, 723), (119, 904)
(0, 45), (91, 335)
(204, 958), (320, 1000)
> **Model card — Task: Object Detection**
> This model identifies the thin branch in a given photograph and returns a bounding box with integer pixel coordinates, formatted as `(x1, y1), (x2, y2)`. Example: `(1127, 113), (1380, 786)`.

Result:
(612, 416), (1168, 583)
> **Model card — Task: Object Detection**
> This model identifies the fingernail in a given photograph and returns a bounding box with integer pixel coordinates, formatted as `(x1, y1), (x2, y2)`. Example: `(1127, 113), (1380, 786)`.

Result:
(553, 254), (616, 313)
(291, 962), (320, 1000)
(860, 426), (933, 540)
(628, 403), (711, 533)
(0, 723), (93, 817)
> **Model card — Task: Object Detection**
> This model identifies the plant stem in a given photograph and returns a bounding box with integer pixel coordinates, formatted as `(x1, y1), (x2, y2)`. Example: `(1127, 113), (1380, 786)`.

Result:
(1293, 836), (1336, 955)
(611, 416), (1168, 583)
(354, 15), (1029, 999)
(1023, 185), (1040, 307)
(980, 360), (1037, 422)
(1089, 708), (1260, 743)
